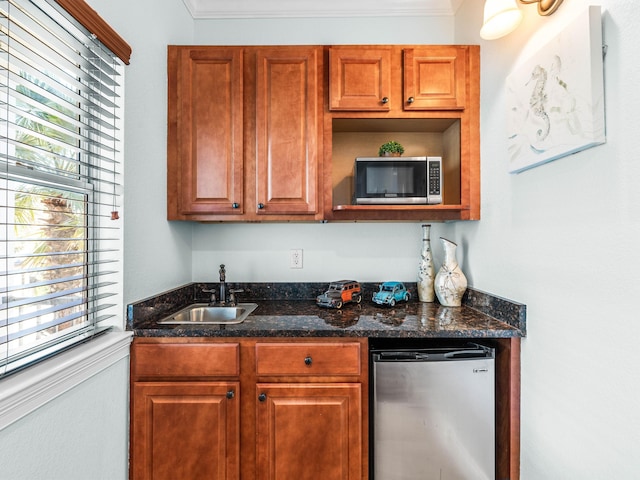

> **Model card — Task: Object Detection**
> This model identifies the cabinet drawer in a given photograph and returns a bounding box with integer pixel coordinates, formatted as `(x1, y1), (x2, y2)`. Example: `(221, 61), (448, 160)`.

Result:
(255, 342), (361, 376)
(133, 343), (240, 378)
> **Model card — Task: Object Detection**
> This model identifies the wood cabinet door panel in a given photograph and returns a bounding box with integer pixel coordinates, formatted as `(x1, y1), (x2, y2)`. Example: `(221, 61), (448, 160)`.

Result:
(329, 47), (391, 111)
(403, 46), (467, 110)
(255, 47), (320, 215)
(329, 47), (391, 112)
(131, 382), (239, 480)
(177, 47), (244, 214)
(255, 383), (362, 480)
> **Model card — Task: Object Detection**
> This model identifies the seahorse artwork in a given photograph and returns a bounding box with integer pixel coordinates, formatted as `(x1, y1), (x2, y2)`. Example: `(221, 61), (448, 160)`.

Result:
(527, 65), (550, 141)
(505, 6), (605, 174)
(548, 55), (582, 136)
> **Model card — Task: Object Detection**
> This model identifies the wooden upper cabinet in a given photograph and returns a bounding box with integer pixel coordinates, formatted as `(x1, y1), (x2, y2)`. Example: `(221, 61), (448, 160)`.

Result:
(255, 47), (320, 216)
(169, 47), (244, 217)
(329, 47), (392, 111)
(329, 45), (469, 113)
(403, 46), (467, 110)
(168, 45), (323, 221)
(168, 44), (479, 222)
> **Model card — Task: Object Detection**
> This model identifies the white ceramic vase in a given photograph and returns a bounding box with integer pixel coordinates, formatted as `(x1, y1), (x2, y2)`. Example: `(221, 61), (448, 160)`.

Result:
(434, 237), (467, 307)
(417, 224), (435, 302)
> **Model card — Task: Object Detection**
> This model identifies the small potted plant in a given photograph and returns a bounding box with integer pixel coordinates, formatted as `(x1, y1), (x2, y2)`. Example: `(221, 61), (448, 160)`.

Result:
(378, 140), (405, 157)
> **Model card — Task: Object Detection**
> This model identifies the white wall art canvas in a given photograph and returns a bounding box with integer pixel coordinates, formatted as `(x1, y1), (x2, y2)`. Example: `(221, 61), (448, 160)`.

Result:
(506, 6), (605, 173)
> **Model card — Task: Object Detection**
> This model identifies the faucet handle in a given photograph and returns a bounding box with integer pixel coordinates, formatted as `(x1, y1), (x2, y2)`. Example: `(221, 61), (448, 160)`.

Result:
(202, 288), (216, 304)
(228, 288), (243, 306)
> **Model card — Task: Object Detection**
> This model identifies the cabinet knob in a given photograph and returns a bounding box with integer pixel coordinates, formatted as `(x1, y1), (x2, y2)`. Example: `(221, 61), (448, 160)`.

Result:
(407, 96), (415, 104)
(232, 202), (239, 209)
(258, 393), (267, 402)
(226, 390), (235, 399)
(381, 97), (389, 104)
(304, 356), (313, 366)
(257, 203), (265, 209)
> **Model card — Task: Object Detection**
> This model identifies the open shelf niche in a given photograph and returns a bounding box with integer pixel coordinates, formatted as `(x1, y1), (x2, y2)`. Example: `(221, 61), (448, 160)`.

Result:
(330, 118), (464, 220)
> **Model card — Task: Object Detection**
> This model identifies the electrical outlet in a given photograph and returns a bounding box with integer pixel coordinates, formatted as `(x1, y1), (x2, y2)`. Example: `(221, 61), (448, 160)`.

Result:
(290, 249), (303, 269)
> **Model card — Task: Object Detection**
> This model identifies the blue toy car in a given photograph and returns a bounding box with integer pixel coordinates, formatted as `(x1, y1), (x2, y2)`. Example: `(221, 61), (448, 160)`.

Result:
(372, 281), (411, 307)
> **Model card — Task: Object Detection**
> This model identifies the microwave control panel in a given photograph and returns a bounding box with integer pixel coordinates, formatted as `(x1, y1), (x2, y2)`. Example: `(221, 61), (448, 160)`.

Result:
(427, 158), (442, 205)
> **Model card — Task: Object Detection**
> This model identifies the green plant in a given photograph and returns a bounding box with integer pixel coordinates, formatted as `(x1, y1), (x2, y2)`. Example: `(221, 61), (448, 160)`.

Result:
(378, 140), (405, 156)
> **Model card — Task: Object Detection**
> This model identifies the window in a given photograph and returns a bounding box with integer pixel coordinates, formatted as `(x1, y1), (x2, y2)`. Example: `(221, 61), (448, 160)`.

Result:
(1, 0), (125, 377)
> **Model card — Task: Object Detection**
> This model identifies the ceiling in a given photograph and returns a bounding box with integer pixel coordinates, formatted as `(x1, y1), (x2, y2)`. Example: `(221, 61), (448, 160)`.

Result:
(181, 0), (465, 19)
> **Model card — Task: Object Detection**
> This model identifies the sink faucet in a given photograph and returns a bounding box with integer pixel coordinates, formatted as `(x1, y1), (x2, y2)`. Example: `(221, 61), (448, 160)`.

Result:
(203, 264), (243, 306)
(219, 264), (226, 305)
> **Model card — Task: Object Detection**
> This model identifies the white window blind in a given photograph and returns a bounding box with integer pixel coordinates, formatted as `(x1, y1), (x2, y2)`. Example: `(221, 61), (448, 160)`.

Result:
(0, 0), (123, 377)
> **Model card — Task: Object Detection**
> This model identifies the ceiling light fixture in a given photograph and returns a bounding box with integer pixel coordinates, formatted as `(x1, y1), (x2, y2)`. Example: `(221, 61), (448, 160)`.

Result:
(480, 0), (564, 40)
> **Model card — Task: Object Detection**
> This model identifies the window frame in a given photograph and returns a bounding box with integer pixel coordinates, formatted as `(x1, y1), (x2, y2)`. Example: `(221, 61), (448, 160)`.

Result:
(0, 0), (131, 428)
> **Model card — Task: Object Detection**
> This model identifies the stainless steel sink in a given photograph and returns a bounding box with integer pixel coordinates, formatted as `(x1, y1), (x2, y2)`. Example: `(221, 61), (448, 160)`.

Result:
(158, 303), (258, 325)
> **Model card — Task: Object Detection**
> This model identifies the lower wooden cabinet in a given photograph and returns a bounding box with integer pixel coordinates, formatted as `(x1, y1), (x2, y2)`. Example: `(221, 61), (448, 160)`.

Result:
(130, 336), (521, 479)
(255, 383), (362, 480)
(131, 382), (240, 480)
(130, 338), (368, 480)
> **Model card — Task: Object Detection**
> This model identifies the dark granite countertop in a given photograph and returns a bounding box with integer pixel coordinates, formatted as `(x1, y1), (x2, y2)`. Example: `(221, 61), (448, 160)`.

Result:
(127, 283), (526, 339)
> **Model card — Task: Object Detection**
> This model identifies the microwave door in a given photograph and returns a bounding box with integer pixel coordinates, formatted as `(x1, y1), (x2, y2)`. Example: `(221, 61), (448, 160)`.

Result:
(354, 157), (429, 205)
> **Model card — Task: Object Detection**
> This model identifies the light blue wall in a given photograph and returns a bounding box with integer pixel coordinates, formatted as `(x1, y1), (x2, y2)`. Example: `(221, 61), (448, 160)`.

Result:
(193, 16), (454, 44)
(0, 358), (130, 480)
(88, 0), (196, 306)
(454, 0), (640, 477)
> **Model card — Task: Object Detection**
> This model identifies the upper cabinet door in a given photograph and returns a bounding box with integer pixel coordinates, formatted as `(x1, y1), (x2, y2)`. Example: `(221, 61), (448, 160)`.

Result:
(255, 47), (321, 216)
(403, 46), (467, 111)
(169, 47), (244, 217)
(329, 47), (392, 111)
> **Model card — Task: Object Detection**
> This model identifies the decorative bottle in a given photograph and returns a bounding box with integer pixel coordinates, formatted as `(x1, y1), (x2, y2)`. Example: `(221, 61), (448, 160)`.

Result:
(417, 224), (436, 302)
(434, 237), (467, 307)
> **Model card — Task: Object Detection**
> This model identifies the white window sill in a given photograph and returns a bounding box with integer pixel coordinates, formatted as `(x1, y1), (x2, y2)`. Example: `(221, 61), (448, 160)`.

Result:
(0, 331), (133, 431)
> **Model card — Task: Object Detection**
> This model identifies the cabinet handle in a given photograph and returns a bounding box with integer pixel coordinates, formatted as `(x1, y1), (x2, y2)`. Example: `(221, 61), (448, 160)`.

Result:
(226, 390), (235, 399)
(381, 97), (389, 104)
(258, 393), (267, 402)
(257, 203), (265, 209)
(304, 356), (313, 366)
(232, 202), (239, 209)
(407, 96), (415, 104)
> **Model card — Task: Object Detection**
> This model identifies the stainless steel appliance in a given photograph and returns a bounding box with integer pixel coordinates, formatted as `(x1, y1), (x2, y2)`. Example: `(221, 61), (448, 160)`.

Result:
(372, 344), (495, 480)
(353, 156), (442, 205)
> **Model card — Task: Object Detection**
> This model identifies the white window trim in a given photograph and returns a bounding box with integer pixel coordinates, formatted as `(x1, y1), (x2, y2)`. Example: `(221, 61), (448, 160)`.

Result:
(0, 331), (132, 431)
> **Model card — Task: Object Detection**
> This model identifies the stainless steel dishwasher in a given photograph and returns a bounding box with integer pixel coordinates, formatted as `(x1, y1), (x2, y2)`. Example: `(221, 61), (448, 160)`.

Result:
(372, 344), (495, 480)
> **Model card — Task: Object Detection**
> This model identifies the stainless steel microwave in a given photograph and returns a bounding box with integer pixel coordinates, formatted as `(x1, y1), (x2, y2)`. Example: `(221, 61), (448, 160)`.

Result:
(353, 156), (442, 205)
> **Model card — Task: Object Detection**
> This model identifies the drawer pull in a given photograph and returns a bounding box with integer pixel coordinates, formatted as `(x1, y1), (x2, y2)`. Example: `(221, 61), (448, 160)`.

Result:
(304, 356), (313, 366)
